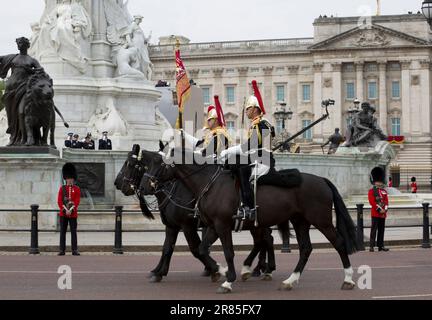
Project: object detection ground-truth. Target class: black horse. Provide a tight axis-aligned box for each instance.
[115,145,276,283]
[139,148,360,294]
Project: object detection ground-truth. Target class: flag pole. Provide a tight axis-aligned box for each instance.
[175,38,185,161]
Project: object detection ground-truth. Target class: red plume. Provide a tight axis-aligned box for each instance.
[252,80,266,115]
[214,95,226,127]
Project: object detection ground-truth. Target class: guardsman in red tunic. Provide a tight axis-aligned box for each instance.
[57,163,81,256]
[411,177,418,194]
[368,167,390,252]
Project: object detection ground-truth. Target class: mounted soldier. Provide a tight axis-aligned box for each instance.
[221,80,276,221]
[183,95,231,160]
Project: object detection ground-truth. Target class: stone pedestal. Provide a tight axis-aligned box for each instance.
[276,142,396,198]
[0,151,65,230]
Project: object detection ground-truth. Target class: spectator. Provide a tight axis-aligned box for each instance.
[82,133,95,150]
[368,167,390,252]
[98,131,113,150]
[411,177,418,194]
[64,133,73,148]
[57,163,81,256]
[71,134,82,149]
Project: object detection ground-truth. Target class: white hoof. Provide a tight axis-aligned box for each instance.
[217,264,228,278]
[341,281,356,290]
[241,265,252,282]
[217,281,233,294]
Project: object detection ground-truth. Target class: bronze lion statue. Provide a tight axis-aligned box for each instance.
[22,70,69,147]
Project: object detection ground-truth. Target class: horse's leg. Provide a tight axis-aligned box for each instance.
[149,226,180,283]
[316,224,356,290]
[280,219,312,291]
[215,226,237,294]
[241,229,263,281]
[262,228,276,281]
[252,248,267,277]
[199,227,226,279]
[183,226,220,283]
[200,226,211,277]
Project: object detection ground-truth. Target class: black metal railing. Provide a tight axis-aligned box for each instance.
[0,204,431,254]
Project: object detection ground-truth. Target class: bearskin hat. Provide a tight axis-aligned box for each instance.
[62,163,77,181]
[370,167,386,184]
[411,177,417,182]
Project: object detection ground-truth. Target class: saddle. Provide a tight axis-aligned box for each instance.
[257,169,302,189]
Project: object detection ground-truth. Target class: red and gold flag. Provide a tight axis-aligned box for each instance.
[175,44,191,129]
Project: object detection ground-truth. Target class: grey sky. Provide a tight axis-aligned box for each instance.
[0,0,422,54]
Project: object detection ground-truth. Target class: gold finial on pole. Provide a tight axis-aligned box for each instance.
[376,0,381,16]
[175,38,181,50]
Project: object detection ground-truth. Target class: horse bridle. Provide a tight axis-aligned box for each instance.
[144,161,223,218]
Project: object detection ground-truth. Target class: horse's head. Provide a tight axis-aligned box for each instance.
[139,145,176,196]
[115,144,145,196]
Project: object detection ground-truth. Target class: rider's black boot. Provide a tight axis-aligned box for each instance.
[233,166,255,222]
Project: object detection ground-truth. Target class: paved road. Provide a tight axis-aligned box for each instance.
[0,248,431,300]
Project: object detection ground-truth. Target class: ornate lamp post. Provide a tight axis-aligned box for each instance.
[274,103,293,131]
[273,103,294,153]
[422,0,432,30]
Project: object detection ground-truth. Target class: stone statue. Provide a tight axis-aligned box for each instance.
[321,128,344,154]
[0,37,69,147]
[344,102,387,147]
[104,0,153,79]
[87,98,128,137]
[272,129,300,153]
[31,0,92,73]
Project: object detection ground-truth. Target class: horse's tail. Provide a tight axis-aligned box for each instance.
[138,195,155,220]
[324,179,360,255]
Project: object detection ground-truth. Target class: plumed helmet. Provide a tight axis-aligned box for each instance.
[246,95,260,110]
[246,80,266,114]
[370,167,386,184]
[207,105,218,121]
[62,163,77,181]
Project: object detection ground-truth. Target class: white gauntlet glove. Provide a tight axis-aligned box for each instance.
[220,145,242,159]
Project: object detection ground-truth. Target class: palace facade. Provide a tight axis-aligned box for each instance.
[149,13,432,187]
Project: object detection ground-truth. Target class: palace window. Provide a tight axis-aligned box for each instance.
[227,121,236,137]
[368,82,377,99]
[392,81,401,99]
[391,118,401,136]
[366,63,378,72]
[202,87,211,105]
[226,86,236,104]
[346,82,355,100]
[302,84,311,102]
[343,63,355,73]
[302,120,312,140]
[276,85,286,102]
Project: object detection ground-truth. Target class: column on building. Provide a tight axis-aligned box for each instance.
[237,67,249,135]
[212,68,224,101]
[330,62,343,135]
[378,60,388,134]
[263,66,274,109]
[401,60,412,138]
[312,63,324,141]
[419,60,431,142]
[287,65,300,134]
[355,61,364,102]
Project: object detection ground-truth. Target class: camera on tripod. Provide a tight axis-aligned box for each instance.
[322,99,335,107]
